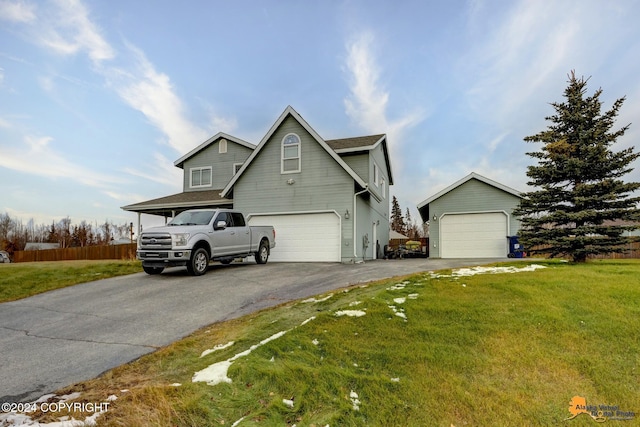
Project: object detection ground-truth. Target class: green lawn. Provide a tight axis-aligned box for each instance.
[11,259,640,426]
[0,260,142,302]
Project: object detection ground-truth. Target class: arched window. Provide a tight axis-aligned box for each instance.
[281,133,301,173]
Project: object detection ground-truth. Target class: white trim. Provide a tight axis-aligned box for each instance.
[189,166,212,188]
[174,132,255,167]
[281,132,301,174]
[221,106,368,198]
[381,177,386,199]
[331,135,386,154]
[417,172,522,209]
[373,162,380,187]
[247,209,341,219]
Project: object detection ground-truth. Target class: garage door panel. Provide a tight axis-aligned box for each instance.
[248,213,340,262]
[441,213,507,258]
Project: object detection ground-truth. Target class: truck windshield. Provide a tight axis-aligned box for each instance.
[169,211,215,226]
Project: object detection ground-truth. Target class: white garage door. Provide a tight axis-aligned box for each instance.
[248,212,341,262]
[441,212,507,258]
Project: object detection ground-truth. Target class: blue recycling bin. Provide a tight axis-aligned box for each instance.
[507,236,524,258]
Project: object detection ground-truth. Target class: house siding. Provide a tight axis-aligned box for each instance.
[182,140,253,192]
[232,116,357,261]
[428,179,521,258]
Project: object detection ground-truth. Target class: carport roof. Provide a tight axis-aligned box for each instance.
[121,189,232,217]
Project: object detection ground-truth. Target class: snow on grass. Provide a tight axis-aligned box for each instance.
[301,293,333,303]
[200,341,235,358]
[334,310,366,317]
[431,264,547,278]
[193,317,317,386]
[282,398,294,408]
[350,390,361,411]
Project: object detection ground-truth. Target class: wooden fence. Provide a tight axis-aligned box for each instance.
[12,243,137,263]
[529,241,640,260]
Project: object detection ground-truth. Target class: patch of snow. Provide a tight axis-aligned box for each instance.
[302,293,333,303]
[300,316,316,326]
[408,293,419,299]
[393,297,406,304]
[335,310,366,317]
[390,377,400,382]
[312,339,319,345]
[433,264,547,278]
[388,305,407,320]
[169,383,181,387]
[193,319,318,387]
[349,301,362,306]
[282,399,294,408]
[192,360,234,386]
[231,416,246,427]
[200,341,235,358]
[350,390,361,411]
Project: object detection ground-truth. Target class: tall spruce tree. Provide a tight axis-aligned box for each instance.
[514,71,640,262]
[390,196,406,235]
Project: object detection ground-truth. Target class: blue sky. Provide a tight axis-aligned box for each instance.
[1,0,639,231]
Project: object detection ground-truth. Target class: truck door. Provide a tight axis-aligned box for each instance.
[230,212,251,253]
[211,212,236,257]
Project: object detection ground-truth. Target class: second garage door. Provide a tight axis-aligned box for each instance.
[248,212,341,262]
[440,212,507,258]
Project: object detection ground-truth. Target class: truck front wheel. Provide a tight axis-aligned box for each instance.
[188,247,209,276]
[255,240,269,264]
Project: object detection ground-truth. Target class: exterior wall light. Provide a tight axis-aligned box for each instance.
[345,209,350,219]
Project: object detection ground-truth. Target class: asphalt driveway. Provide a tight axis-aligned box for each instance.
[0,258,510,403]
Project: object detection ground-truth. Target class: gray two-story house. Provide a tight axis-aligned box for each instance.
[122,106,393,263]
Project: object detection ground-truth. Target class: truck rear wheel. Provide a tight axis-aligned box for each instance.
[255,240,269,264]
[188,247,209,276]
[143,265,164,275]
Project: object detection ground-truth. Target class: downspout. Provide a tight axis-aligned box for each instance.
[353,185,369,260]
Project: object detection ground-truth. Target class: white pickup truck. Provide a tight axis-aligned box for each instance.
[137,209,275,276]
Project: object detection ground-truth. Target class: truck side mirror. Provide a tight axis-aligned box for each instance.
[214,220,227,230]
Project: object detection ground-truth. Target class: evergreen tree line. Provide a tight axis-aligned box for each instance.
[390,196,426,240]
[0,213,134,254]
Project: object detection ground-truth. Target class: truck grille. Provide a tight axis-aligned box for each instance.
[139,232,172,249]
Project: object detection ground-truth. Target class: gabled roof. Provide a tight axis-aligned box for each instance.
[326,134,394,185]
[221,106,374,198]
[174,132,255,169]
[417,172,522,210]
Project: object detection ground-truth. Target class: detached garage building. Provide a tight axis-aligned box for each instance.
[417,172,523,258]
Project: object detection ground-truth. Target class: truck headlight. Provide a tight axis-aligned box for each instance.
[173,233,190,247]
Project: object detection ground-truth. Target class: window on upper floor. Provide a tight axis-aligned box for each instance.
[233,163,243,175]
[281,133,301,174]
[219,139,228,153]
[190,167,212,188]
[381,177,386,199]
[373,162,380,187]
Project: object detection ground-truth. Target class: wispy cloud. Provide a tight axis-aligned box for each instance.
[0,0,229,194]
[0,0,36,23]
[0,134,125,188]
[123,152,182,189]
[343,30,425,176]
[107,44,210,156]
